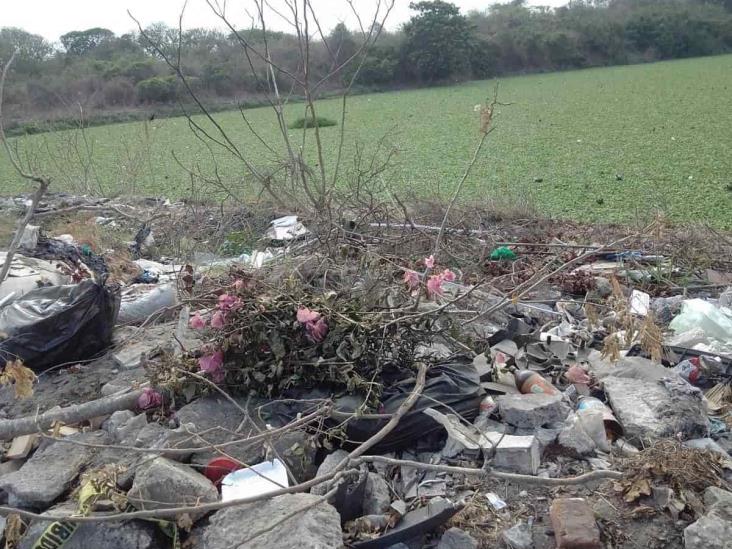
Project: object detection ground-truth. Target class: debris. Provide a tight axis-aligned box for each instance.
[128,457,219,520]
[363,472,392,515]
[549,498,602,549]
[18,225,39,249]
[629,289,650,316]
[602,376,708,442]
[669,298,732,356]
[437,527,478,549]
[5,433,39,460]
[558,413,602,457]
[0,280,120,372]
[0,431,107,508]
[514,370,560,395]
[311,450,350,496]
[264,215,309,241]
[502,522,534,549]
[496,393,570,429]
[117,283,177,325]
[704,486,732,510]
[194,493,343,549]
[683,507,732,549]
[486,492,507,511]
[0,253,72,303]
[221,459,289,502]
[353,497,459,549]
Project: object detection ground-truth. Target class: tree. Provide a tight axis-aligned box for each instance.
[401,1,475,82]
[0,28,53,75]
[60,28,115,56]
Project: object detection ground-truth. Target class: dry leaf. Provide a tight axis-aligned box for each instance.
[176,513,194,532]
[4,513,25,549]
[639,313,663,363]
[0,360,36,399]
[623,477,652,502]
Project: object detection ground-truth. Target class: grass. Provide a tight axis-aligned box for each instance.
[1,55,731,228]
[288,116,337,129]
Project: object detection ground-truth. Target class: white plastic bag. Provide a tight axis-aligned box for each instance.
[669,299,732,343]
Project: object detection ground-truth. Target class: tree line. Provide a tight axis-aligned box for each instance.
[1,0,731,131]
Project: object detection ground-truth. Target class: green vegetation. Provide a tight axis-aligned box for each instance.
[288,116,338,130]
[1,55,731,228]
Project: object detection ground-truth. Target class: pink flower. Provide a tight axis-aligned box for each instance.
[441,269,456,282]
[297,307,320,324]
[403,270,420,290]
[198,351,224,378]
[218,293,242,312]
[189,312,206,330]
[305,317,329,343]
[426,274,445,297]
[137,388,163,410]
[210,310,226,329]
[424,255,435,269]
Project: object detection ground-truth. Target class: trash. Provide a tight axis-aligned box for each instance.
[0,280,120,372]
[549,498,602,549]
[265,215,309,241]
[514,369,560,395]
[486,492,508,511]
[18,225,39,249]
[332,359,482,453]
[0,253,72,303]
[203,457,241,486]
[673,358,704,385]
[220,459,289,502]
[577,396,623,439]
[497,393,570,429]
[353,497,460,549]
[117,283,177,325]
[669,298,732,355]
[489,246,517,261]
[629,289,650,316]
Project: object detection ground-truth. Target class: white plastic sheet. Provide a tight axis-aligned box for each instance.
[220,459,289,502]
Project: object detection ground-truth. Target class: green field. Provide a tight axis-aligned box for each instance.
[2,55,731,227]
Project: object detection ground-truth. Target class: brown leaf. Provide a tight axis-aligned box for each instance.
[624,478,652,502]
[0,360,36,399]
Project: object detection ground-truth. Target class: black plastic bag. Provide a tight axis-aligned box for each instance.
[0,280,120,372]
[335,358,482,453]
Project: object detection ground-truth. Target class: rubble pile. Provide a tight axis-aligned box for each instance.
[0,194,730,548]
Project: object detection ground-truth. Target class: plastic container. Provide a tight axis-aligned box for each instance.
[577,396,623,440]
[514,370,559,395]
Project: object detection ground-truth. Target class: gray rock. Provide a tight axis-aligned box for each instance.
[194,493,343,549]
[272,428,317,482]
[311,450,349,496]
[18,504,164,549]
[128,457,218,520]
[437,527,478,549]
[109,412,148,443]
[704,487,732,511]
[102,410,136,437]
[363,472,391,515]
[593,277,613,298]
[502,522,534,549]
[684,508,732,549]
[497,393,570,429]
[0,431,107,508]
[603,376,708,443]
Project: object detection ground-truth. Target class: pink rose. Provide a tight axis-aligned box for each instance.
[189,312,206,330]
[403,270,420,290]
[424,255,435,269]
[426,274,445,297]
[198,351,224,379]
[210,310,226,329]
[138,388,163,410]
[297,307,320,324]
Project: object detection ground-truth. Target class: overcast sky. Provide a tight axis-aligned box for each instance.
[2,0,567,43]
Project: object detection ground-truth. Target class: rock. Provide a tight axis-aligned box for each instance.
[502,522,533,549]
[18,504,165,549]
[102,410,136,437]
[593,277,613,298]
[684,508,732,549]
[272,428,317,482]
[497,393,570,429]
[0,431,107,508]
[491,434,541,476]
[363,472,391,515]
[602,376,707,443]
[437,527,478,549]
[549,498,601,549]
[704,487,732,511]
[311,450,349,496]
[128,457,218,520]
[109,412,148,443]
[194,493,342,549]
[0,459,23,478]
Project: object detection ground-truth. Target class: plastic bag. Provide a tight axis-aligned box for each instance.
[0,280,120,372]
[117,283,177,325]
[669,299,732,342]
[577,408,611,452]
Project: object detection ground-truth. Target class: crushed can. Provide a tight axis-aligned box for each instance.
[673,358,702,385]
[577,396,623,440]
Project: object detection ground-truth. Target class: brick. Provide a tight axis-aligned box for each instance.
[549,498,601,549]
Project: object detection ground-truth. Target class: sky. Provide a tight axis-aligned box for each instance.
[1,0,567,43]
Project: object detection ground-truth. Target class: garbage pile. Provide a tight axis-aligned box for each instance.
[0,198,730,549]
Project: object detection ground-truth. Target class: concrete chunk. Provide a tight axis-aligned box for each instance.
[497,393,570,429]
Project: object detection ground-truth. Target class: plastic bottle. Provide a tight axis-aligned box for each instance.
[514,370,559,395]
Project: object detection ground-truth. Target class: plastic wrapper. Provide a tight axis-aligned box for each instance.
[0,280,120,372]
